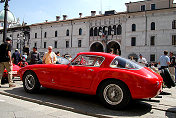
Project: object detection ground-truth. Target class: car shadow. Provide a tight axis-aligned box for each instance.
[166,107,176,118]
[3,86,153,117]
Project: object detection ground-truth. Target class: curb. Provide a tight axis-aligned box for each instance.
[0,91,111,118]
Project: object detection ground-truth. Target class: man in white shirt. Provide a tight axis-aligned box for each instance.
[42,46,57,64]
[138,54,147,65]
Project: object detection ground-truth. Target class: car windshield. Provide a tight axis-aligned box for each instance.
[110,56,143,69]
[56,56,70,65]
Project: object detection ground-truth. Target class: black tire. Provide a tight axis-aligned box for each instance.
[23,71,41,93]
[160,68,175,88]
[1,77,8,85]
[98,80,131,110]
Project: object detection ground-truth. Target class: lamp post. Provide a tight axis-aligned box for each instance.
[0,0,10,42]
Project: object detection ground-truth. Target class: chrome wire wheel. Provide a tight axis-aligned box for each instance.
[24,74,35,90]
[103,84,123,105]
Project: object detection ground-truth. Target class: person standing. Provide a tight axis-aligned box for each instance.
[158,50,170,69]
[42,46,57,64]
[169,52,175,82]
[138,54,147,65]
[28,47,41,64]
[0,37,16,87]
[12,49,21,65]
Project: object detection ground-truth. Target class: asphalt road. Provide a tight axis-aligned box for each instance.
[0,80,176,118]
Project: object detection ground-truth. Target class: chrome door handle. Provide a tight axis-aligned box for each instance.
[88,69,94,71]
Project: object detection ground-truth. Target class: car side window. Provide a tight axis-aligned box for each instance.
[71,55,104,67]
[110,56,142,69]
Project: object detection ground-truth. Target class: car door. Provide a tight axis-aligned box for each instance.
[58,55,104,89]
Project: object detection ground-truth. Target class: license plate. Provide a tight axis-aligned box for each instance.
[12,71,17,75]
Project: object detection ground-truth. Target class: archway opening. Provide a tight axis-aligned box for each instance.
[107,41,121,55]
[90,42,104,52]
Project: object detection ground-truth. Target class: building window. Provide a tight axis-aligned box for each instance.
[113,25,117,35]
[90,28,93,36]
[66,29,69,36]
[54,41,57,48]
[117,25,122,35]
[151,22,155,30]
[151,4,156,10]
[44,32,47,38]
[78,40,81,47]
[131,37,136,46]
[150,54,155,62]
[34,42,37,47]
[79,28,82,35]
[141,5,145,11]
[150,36,155,46]
[132,24,136,31]
[17,43,19,49]
[98,27,103,36]
[17,34,19,38]
[66,41,69,48]
[94,27,98,36]
[172,20,176,29]
[55,31,58,37]
[172,35,176,45]
[108,26,112,35]
[44,42,46,48]
[35,33,37,38]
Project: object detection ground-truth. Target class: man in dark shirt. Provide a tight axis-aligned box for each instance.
[28,47,41,64]
[12,49,21,65]
[0,37,16,87]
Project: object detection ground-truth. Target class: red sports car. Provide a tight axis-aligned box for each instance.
[19,52,163,109]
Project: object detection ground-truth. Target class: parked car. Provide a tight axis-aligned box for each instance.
[1,64,21,84]
[18,52,163,109]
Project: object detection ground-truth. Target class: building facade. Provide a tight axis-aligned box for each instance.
[0,0,176,62]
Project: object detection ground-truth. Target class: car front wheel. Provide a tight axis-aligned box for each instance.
[23,71,40,93]
[98,80,131,109]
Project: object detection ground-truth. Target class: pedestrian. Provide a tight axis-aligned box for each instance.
[56,51,62,64]
[12,49,21,65]
[169,52,175,82]
[109,48,114,54]
[42,46,57,64]
[28,47,41,64]
[22,52,28,60]
[129,56,136,62]
[138,54,147,65]
[0,37,16,87]
[158,50,170,69]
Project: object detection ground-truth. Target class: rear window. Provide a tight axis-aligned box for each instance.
[110,56,142,69]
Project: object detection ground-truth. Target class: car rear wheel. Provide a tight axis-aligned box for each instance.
[98,80,131,109]
[23,71,40,93]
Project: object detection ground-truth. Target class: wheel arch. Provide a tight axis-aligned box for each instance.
[22,70,39,82]
[96,78,131,97]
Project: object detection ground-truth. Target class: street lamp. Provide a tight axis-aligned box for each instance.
[0,0,10,42]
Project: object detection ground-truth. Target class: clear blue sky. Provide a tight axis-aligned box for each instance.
[0,0,175,25]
